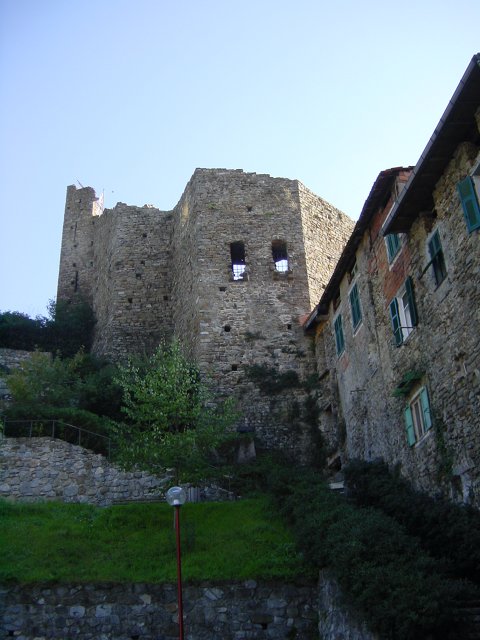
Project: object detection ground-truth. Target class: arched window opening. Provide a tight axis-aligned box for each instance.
[272,240,289,272]
[230,241,246,280]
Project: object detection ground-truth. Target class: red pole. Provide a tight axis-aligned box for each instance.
[175,505,185,640]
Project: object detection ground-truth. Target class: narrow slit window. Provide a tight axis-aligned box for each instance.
[230,241,246,280]
[272,240,289,272]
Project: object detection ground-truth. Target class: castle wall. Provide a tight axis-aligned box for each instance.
[298,183,353,308]
[92,203,174,358]
[167,169,352,458]
[57,170,352,459]
[57,185,99,304]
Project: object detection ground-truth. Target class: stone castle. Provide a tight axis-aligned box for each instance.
[57,54,480,505]
[57,169,353,458]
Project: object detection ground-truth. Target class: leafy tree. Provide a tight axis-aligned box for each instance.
[6,350,84,409]
[0,311,46,350]
[0,298,95,357]
[113,340,238,483]
[44,298,95,357]
[4,350,122,423]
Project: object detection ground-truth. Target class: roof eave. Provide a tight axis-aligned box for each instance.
[383,53,480,235]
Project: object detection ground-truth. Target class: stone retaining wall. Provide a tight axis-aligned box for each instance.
[0,437,167,506]
[0,575,377,640]
[0,580,318,640]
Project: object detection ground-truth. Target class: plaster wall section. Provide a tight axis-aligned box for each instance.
[314,172,437,481]
[317,232,395,465]
[57,185,98,304]
[92,203,173,359]
[298,183,354,308]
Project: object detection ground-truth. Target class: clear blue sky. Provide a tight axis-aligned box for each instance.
[1,0,478,317]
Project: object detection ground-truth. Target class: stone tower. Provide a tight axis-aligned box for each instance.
[57,185,99,305]
[57,169,353,457]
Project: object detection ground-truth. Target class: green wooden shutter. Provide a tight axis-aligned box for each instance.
[386,234,401,262]
[389,298,403,346]
[405,405,416,446]
[419,387,432,430]
[349,284,362,329]
[404,277,418,327]
[428,230,441,258]
[334,315,345,355]
[458,177,480,232]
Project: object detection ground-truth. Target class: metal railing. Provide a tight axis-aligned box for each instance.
[1,419,111,458]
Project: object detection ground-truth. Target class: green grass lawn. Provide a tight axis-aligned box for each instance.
[0,497,309,583]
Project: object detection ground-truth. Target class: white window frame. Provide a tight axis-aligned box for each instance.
[389,277,418,346]
[398,285,414,342]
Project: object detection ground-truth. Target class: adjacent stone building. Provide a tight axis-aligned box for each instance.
[306,54,480,506]
[57,170,354,458]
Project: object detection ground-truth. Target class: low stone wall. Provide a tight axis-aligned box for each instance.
[0,580,318,640]
[318,572,377,640]
[0,437,167,506]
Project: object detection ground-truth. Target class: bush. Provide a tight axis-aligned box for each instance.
[0,311,46,351]
[265,463,475,640]
[0,299,95,357]
[344,460,480,586]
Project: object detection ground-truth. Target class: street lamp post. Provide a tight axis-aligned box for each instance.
[166,486,187,640]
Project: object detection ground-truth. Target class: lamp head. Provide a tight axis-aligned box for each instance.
[166,486,187,507]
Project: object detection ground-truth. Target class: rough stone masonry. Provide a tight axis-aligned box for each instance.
[57,169,353,460]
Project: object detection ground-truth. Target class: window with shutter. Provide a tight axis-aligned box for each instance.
[389,277,418,345]
[419,387,432,431]
[334,314,345,356]
[349,283,362,331]
[404,277,418,327]
[389,298,403,346]
[457,176,480,232]
[428,230,447,286]
[405,386,433,444]
[405,405,416,446]
[385,233,401,263]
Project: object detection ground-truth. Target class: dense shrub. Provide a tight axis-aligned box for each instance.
[344,459,480,585]
[264,463,475,640]
[0,312,46,351]
[0,299,95,357]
